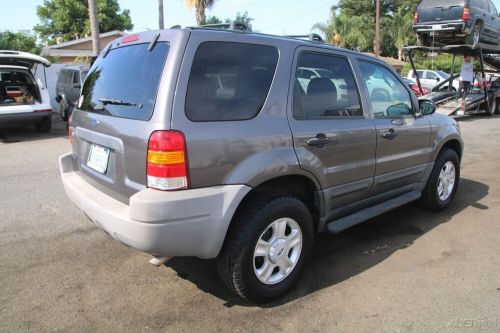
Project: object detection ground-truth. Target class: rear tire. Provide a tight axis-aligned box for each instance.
[217,196,314,302]
[59,101,69,122]
[488,99,496,116]
[466,23,482,46]
[35,117,52,133]
[420,149,460,211]
[416,34,429,47]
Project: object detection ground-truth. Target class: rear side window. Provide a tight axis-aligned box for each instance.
[80,42,169,121]
[185,42,278,122]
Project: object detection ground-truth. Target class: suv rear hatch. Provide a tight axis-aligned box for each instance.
[417,0,467,23]
[70,30,189,203]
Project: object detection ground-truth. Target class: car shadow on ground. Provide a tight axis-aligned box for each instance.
[164,177,489,308]
[0,114,67,144]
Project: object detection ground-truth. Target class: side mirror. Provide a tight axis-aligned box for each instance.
[419,99,436,115]
[435,77,440,81]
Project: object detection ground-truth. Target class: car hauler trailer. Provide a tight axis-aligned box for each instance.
[404,43,500,117]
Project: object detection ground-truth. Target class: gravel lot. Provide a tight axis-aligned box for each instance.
[1,115,499,332]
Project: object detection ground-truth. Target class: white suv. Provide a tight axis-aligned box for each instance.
[0,51,53,132]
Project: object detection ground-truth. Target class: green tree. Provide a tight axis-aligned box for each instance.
[313,0,420,56]
[34,0,133,43]
[0,30,42,54]
[228,11,254,31]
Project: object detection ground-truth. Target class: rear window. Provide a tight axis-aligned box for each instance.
[185,42,279,122]
[80,42,169,121]
[418,0,465,9]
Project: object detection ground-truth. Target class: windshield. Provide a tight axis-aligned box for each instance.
[80,42,169,120]
[438,71,450,79]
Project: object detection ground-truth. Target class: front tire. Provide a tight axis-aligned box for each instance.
[420,149,460,211]
[217,196,314,302]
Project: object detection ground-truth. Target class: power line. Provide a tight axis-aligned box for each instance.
[262,2,333,30]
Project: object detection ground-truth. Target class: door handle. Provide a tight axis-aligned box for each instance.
[306,133,332,148]
[381,128,398,140]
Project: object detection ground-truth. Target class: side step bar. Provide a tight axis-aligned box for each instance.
[326,191,421,234]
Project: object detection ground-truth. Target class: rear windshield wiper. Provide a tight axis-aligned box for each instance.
[97,97,143,108]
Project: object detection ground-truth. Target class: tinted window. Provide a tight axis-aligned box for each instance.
[489,1,497,15]
[437,71,450,79]
[293,53,363,119]
[72,71,80,84]
[80,42,169,121]
[470,0,484,8]
[359,61,412,118]
[419,0,465,9]
[185,42,278,122]
[425,71,438,80]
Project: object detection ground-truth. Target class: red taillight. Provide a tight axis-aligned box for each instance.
[68,114,73,144]
[122,34,139,43]
[413,12,419,24]
[462,7,470,20]
[147,131,189,191]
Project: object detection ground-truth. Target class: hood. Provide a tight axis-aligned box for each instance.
[0,50,51,69]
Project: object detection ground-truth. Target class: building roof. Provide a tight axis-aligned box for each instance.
[41,30,126,57]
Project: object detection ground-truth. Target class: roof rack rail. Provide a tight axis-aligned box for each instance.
[285,33,324,43]
[200,21,250,31]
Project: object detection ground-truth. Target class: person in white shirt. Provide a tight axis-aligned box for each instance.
[457,55,474,101]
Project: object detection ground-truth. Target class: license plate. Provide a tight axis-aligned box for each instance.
[87,144,110,174]
[431,25,442,30]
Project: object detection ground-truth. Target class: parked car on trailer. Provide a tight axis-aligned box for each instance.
[413,0,500,47]
[0,51,52,132]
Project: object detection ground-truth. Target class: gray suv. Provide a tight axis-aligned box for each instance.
[55,65,89,121]
[59,27,463,302]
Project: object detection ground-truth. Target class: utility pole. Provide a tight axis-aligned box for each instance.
[374,0,380,57]
[158,0,165,29]
[88,0,100,56]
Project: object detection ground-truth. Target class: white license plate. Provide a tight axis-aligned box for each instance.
[87,144,110,174]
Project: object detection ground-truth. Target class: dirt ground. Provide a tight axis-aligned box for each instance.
[1,115,499,332]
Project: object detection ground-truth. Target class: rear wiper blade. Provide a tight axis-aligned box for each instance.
[97,97,143,108]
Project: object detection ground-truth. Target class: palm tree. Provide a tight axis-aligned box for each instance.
[88,0,100,55]
[185,0,216,25]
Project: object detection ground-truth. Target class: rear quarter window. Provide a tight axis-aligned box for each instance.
[185,41,279,122]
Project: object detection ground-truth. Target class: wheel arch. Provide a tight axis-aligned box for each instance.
[218,174,323,257]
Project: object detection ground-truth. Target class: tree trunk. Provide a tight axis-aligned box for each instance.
[195,4,205,25]
[374,0,380,57]
[88,0,100,56]
[158,0,164,29]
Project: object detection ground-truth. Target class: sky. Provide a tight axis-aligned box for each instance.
[1,0,500,37]
[0,0,334,36]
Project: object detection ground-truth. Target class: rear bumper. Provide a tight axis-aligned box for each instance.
[59,152,251,259]
[413,21,466,34]
[0,111,52,126]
